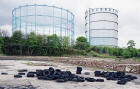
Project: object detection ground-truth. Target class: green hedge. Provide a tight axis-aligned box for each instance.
[2,44,85,56]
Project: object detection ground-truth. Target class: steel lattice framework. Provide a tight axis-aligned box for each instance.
[12,4,75,44]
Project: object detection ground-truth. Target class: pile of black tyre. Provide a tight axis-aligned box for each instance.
[14,67,138,85]
[36,67,85,82]
[14,67,104,83]
[32,67,104,83]
[94,71,137,85]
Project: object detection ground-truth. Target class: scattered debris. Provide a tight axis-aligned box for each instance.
[27,72,35,77]
[26,62,54,66]
[84,72,90,75]
[85,77,96,82]
[0,86,5,89]
[1,72,8,75]
[18,72,26,75]
[113,64,140,74]
[18,69,28,72]
[96,79,104,82]
[0,85,36,89]
[14,75,22,78]
[76,67,82,74]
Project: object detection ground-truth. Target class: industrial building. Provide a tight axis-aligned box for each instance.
[12,4,75,44]
[85,8,118,47]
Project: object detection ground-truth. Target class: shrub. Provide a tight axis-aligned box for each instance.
[47,34,61,49]
[133,57,140,62]
[128,48,137,57]
[88,51,101,57]
[122,49,131,58]
[97,47,104,53]
[136,50,140,57]
[0,37,4,53]
[1,30,140,58]
[11,30,24,45]
[102,46,109,53]
[112,48,120,56]
[108,47,114,55]
[118,48,123,56]
[74,36,89,50]
[88,46,98,52]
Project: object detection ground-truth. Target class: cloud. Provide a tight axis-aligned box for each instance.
[0,0,140,48]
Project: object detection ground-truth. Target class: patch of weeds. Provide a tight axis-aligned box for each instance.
[133,57,140,62]
[26,62,54,66]
[87,51,101,57]
[87,51,116,59]
[99,54,116,59]
[26,61,34,66]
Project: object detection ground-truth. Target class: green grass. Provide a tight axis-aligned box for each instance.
[87,51,116,59]
[133,57,140,62]
[99,54,116,59]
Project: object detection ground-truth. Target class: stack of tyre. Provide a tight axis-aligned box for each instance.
[94,71,137,85]
[35,67,104,82]
[13,67,137,85]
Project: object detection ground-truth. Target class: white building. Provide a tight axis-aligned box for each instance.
[85,8,118,47]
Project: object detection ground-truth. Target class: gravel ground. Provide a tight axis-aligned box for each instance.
[0,60,140,89]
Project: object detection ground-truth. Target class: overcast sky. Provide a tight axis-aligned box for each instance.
[0,0,140,48]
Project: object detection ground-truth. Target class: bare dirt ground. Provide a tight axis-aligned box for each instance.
[0,56,140,89]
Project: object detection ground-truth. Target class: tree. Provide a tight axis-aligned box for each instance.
[127,40,136,48]
[10,31,25,55]
[61,36,70,48]
[0,37,4,53]
[27,32,39,46]
[74,36,89,50]
[47,34,61,55]
[11,31,24,45]
[127,40,137,57]
[26,32,39,55]
[122,49,131,58]
[47,34,61,49]
[36,35,46,46]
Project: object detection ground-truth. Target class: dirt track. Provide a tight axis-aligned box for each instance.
[0,56,140,89]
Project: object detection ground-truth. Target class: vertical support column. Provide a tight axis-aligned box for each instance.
[20,7,21,32]
[40,5,44,35]
[67,10,68,37]
[68,11,70,44]
[71,14,72,45]
[35,4,37,35]
[85,11,88,41]
[89,8,91,45]
[15,9,17,32]
[60,8,62,38]
[12,10,14,34]
[68,12,70,44]
[53,7,55,34]
[64,11,66,37]
[71,14,74,45]
[25,5,28,36]
[72,14,75,45]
